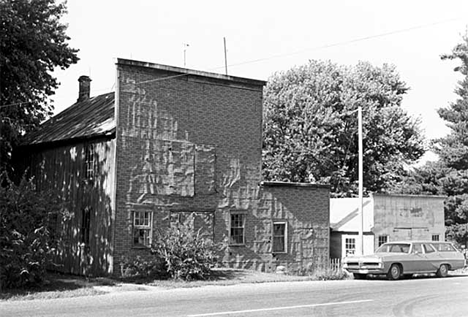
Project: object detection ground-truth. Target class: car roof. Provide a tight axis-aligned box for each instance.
[383,241,452,244]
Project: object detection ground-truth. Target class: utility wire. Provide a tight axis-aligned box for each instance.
[0,16,462,104]
[209,17,464,70]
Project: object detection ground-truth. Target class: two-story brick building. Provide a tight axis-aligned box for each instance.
[19,59,330,276]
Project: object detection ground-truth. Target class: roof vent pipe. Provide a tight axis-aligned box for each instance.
[77,75,92,102]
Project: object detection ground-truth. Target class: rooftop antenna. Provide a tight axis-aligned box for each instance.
[183,43,189,67]
[223,37,228,75]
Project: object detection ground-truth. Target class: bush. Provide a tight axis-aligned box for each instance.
[119,255,165,279]
[0,173,64,289]
[151,214,219,281]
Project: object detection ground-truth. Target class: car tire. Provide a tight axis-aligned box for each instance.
[353,273,367,280]
[387,264,402,280]
[436,264,449,278]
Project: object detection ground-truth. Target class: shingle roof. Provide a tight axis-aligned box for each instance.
[24,92,115,145]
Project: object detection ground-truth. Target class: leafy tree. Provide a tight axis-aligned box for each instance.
[429,31,468,225]
[0,173,64,290]
[263,60,425,196]
[0,0,79,171]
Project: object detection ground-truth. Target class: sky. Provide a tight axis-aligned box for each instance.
[53,0,468,161]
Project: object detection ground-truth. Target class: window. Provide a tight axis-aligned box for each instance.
[432,234,440,241]
[432,242,456,252]
[230,213,245,245]
[81,207,91,245]
[423,243,435,253]
[412,243,423,254]
[84,144,96,179]
[345,237,356,256]
[378,235,388,247]
[133,211,153,247]
[273,222,287,253]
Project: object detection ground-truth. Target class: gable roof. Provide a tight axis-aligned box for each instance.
[330,197,374,232]
[24,92,115,146]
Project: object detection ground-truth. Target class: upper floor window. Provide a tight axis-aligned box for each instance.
[273,222,287,253]
[84,144,96,179]
[230,212,245,245]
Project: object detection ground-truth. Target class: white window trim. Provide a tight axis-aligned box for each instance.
[133,211,153,248]
[229,212,246,246]
[272,221,288,254]
[343,234,356,257]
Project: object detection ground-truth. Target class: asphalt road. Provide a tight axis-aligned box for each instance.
[1,274,468,317]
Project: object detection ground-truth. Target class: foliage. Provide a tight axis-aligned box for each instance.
[151,214,219,281]
[389,31,468,228]
[446,223,468,247]
[0,0,79,170]
[262,60,424,196]
[0,173,64,290]
[119,255,165,279]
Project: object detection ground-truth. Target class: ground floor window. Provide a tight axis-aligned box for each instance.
[432,234,440,241]
[345,237,356,256]
[378,235,388,247]
[272,222,287,253]
[133,211,153,247]
[230,212,246,245]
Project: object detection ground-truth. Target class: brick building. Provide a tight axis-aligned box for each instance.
[330,193,446,259]
[19,59,330,276]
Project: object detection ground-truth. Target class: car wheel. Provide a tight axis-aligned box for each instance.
[353,273,367,280]
[436,264,449,278]
[387,264,402,280]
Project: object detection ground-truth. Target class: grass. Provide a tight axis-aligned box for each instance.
[0,267,350,301]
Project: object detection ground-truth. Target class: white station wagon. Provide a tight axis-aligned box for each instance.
[343,241,466,280]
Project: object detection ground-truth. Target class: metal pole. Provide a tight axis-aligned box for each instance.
[223,37,228,75]
[358,105,364,255]
[183,43,189,67]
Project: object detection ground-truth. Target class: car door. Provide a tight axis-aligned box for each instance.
[422,243,440,272]
[405,243,426,273]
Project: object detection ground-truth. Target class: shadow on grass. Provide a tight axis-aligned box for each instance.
[0,272,110,301]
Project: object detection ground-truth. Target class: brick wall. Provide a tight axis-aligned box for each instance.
[222,182,330,273]
[112,59,330,275]
[113,59,265,271]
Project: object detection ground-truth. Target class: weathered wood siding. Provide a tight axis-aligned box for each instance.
[21,137,116,276]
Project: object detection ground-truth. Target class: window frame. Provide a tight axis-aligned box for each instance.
[84,143,96,180]
[229,212,246,246]
[272,221,288,254]
[432,234,440,242]
[344,236,356,256]
[378,235,388,247]
[133,211,153,248]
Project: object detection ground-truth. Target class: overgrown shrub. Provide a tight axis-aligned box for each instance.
[119,255,165,279]
[0,173,64,289]
[151,215,220,281]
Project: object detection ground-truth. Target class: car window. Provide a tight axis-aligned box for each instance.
[423,243,435,253]
[412,243,423,254]
[432,243,456,252]
[376,243,410,253]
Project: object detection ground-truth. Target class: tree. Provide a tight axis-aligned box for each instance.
[0,0,79,171]
[0,173,65,289]
[262,60,425,196]
[430,31,468,225]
